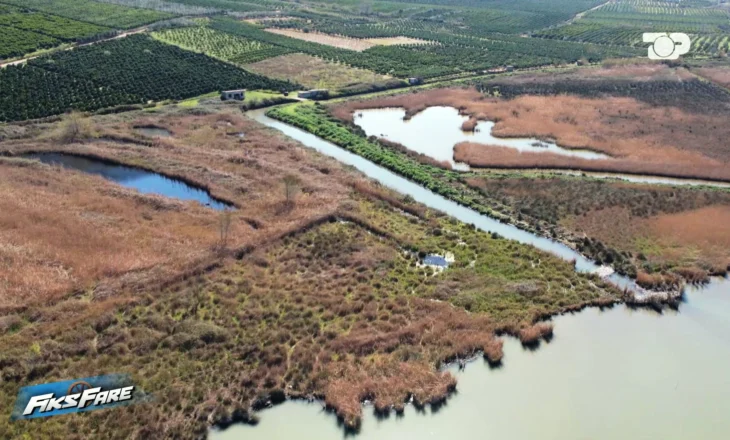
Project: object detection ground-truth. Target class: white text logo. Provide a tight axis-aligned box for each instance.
[643,33,691,60]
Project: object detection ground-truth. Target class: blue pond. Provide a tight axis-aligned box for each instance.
[423,254,449,267]
[26,153,230,210]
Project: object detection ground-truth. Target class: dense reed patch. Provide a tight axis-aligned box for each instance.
[332,83,730,181]
[466,175,730,282]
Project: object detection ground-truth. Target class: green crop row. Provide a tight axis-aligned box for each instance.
[0,6,112,59]
[534,23,644,47]
[211,18,638,80]
[0,8,109,40]
[584,0,730,33]
[0,25,59,59]
[0,34,297,122]
[152,26,292,65]
[0,0,173,29]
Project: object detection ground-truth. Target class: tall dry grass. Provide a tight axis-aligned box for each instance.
[0,106,358,308]
[331,84,730,182]
[518,322,553,346]
[567,204,730,280]
[695,67,730,89]
[453,143,730,181]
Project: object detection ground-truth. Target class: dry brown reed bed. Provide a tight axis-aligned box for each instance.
[1,105,532,436]
[452,143,730,182]
[0,158,228,308]
[511,62,694,83]
[566,204,730,281]
[695,66,730,90]
[331,83,730,181]
[0,107,356,308]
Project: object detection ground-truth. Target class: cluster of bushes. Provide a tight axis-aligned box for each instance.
[0,194,622,437]
[473,177,730,225]
[331,79,408,99]
[240,96,297,111]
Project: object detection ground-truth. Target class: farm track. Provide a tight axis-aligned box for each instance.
[0,15,197,69]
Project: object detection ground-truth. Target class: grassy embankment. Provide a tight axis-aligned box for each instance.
[0,104,621,438]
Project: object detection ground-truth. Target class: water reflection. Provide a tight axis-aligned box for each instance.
[353,107,609,170]
[26,153,229,210]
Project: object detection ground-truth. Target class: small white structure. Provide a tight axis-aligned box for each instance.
[221,89,246,101]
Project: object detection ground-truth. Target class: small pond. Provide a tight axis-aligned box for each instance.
[135,126,172,138]
[26,153,230,210]
[423,254,449,267]
[353,107,609,170]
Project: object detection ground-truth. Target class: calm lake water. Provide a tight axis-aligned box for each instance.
[27,153,229,210]
[213,278,730,440]
[241,109,730,439]
[353,107,609,170]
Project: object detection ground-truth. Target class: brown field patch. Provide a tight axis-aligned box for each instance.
[246,53,390,90]
[695,66,730,89]
[566,205,730,274]
[364,36,432,46]
[331,86,730,181]
[0,158,240,307]
[647,205,730,272]
[243,16,296,25]
[465,174,730,283]
[264,28,376,51]
[263,29,430,52]
[472,62,695,84]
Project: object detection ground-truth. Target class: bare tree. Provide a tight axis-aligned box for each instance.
[283,174,301,207]
[56,111,95,144]
[218,208,233,252]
